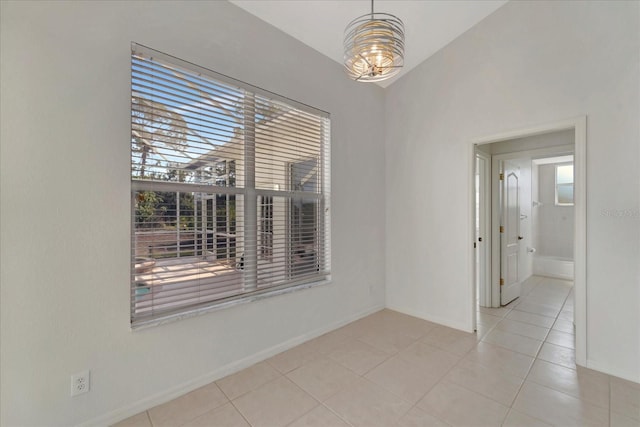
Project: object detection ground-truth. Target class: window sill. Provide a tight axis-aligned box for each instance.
[131,276,332,331]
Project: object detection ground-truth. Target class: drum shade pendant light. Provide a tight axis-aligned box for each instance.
[344,0,405,82]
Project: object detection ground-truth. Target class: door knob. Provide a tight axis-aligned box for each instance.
[518,236,524,240]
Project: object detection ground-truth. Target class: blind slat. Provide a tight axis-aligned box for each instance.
[131,44,330,326]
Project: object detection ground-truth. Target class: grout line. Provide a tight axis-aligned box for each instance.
[504,277,585,424]
[318,401,356,427]
[501,279,554,422]
[490,317,552,342]
[228,398,255,427]
[147,276,591,427]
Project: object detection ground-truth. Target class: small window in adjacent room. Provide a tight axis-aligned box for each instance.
[130,43,331,328]
[555,164,574,206]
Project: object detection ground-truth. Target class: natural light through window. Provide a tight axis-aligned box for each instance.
[555,164,574,206]
[130,44,331,328]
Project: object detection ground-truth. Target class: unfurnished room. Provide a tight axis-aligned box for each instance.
[1,1,639,426]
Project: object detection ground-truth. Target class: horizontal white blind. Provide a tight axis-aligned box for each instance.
[131,44,330,326]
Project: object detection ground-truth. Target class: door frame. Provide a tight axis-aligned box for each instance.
[469,116,587,367]
[475,150,492,308]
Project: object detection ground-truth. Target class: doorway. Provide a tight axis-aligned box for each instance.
[470,117,587,366]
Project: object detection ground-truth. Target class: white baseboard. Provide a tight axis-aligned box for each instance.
[385,304,472,333]
[79,304,384,427]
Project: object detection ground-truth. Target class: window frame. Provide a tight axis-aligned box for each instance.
[130,43,331,329]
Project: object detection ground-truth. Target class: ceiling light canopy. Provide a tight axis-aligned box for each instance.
[343,0,405,82]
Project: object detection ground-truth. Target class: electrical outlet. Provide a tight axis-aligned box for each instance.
[71,370,90,397]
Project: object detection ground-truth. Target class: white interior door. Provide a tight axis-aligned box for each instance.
[501,160,522,305]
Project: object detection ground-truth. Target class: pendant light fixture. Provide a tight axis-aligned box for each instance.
[343,0,405,82]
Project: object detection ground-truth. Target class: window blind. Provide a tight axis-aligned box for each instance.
[131,44,331,327]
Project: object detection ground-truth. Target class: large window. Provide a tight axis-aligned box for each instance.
[131,44,331,327]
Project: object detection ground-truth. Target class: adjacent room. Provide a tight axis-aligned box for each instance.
[1,1,638,426]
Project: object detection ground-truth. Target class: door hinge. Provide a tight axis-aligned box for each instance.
[500,278,504,286]
[499,173,504,180]
[499,226,504,233]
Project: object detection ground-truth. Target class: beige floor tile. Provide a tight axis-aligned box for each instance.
[533,281,570,293]
[474,324,493,341]
[323,378,412,427]
[543,277,573,288]
[287,405,350,427]
[268,342,322,374]
[545,329,575,349]
[512,301,560,318]
[521,276,545,294]
[552,318,575,334]
[478,306,512,318]
[537,342,575,369]
[502,409,552,427]
[417,380,509,427]
[365,355,442,404]
[375,310,438,339]
[334,315,381,338]
[512,381,608,427]
[325,338,390,375]
[148,382,229,427]
[216,361,281,400]
[287,357,360,401]
[421,325,478,356]
[111,411,151,427]
[444,358,524,406]
[395,406,450,427]
[527,359,609,408]
[305,329,352,355]
[520,295,565,310]
[494,318,550,341]
[397,341,460,378]
[528,285,570,299]
[232,376,318,427]
[611,411,640,427]
[181,402,250,427]
[463,342,534,378]
[358,327,418,355]
[611,376,640,421]
[476,312,503,328]
[481,329,543,357]
[506,310,555,328]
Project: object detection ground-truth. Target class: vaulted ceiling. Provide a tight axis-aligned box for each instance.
[230,0,508,87]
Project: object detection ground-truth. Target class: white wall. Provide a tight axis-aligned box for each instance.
[536,163,575,259]
[0,2,386,425]
[385,0,640,382]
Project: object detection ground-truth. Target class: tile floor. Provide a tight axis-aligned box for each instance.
[115,276,640,427]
